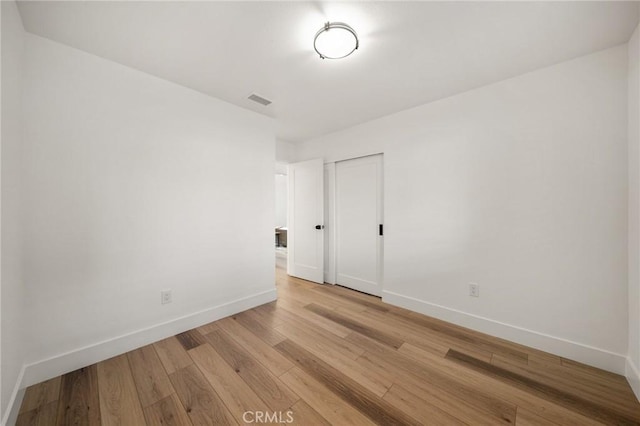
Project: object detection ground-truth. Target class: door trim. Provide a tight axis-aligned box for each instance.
[324,162,337,284]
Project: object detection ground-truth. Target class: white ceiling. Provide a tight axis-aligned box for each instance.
[17,1,640,143]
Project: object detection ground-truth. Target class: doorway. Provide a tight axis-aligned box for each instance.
[275,168,288,271]
[287,155,383,296]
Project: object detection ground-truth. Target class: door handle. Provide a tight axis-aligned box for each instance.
[379,224,383,236]
[315,225,324,230]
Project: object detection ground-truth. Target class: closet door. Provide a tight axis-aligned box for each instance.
[336,154,383,295]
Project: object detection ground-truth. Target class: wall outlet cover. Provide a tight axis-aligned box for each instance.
[469,283,479,297]
[161,290,172,304]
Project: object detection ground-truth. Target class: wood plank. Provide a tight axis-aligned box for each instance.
[249,304,286,328]
[275,339,420,425]
[55,365,101,426]
[196,321,220,336]
[492,353,640,417]
[382,384,465,425]
[527,353,634,395]
[279,368,374,426]
[527,352,561,366]
[387,309,529,363]
[288,400,331,426]
[127,344,174,407]
[515,407,560,426]
[304,303,404,349]
[19,376,61,414]
[313,285,389,312]
[204,330,299,411]
[176,329,206,351]
[274,311,366,360]
[397,342,603,426]
[339,308,451,357]
[275,321,392,397]
[16,401,58,426]
[348,334,516,424]
[143,393,192,426]
[278,274,318,290]
[354,342,507,426]
[561,357,631,386]
[216,316,294,377]
[353,351,398,386]
[320,284,388,309]
[303,284,372,312]
[153,336,193,374]
[188,343,271,424]
[267,295,353,338]
[445,349,640,425]
[293,286,369,313]
[96,354,146,426]
[395,374,509,426]
[353,308,491,361]
[232,310,287,346]
[169,364,237,425]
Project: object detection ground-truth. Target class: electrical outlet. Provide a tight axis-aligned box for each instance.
[161,289,172,304]
[469,283,479,297]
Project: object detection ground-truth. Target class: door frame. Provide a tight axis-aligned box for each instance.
[324,162,337,284]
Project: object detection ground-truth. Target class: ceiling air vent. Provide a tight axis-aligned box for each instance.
[247,93,272,106]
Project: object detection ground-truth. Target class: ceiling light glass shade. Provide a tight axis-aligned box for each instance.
[314,22,359,59]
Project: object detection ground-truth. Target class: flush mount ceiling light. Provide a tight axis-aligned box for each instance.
[314,21,359,59]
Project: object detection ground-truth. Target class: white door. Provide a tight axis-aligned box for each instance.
[288,159,324,283]
[336,154,383,296]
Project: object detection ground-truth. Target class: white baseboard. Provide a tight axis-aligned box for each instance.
[2,366,26,426]
[627,357,640,401]
[5,288,276,423]
[382,290,627,375]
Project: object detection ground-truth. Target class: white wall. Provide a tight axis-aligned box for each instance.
[276,140,296,175]
[1,1,26,422]
[19,34,276,388]
[628,19,640,399]
[276,139,296,164]
[275,174,287,228]
[297,45,629,373]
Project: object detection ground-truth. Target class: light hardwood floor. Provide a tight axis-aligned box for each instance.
[17,262,640,425]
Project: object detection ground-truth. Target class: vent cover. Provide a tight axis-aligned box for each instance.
[248,93,272,106]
